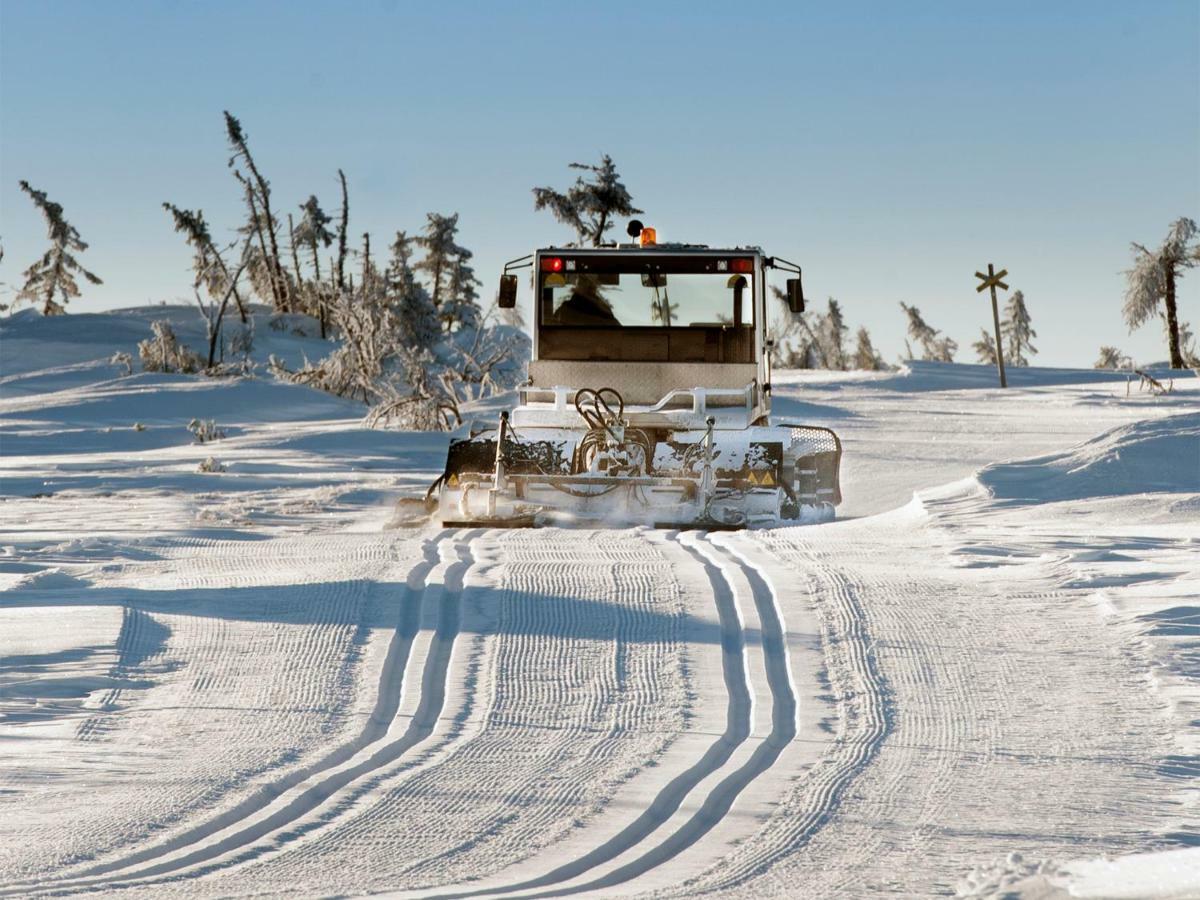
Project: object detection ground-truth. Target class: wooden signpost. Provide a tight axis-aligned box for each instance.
[975,263,1009,388]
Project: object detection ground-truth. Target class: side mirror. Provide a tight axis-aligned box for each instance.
[498,274,518,309]
[786,276,805,314]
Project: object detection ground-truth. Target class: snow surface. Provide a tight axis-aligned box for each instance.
[1,308,1197,898]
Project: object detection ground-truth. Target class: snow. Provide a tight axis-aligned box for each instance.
[1060,846,1200,898]
[1,307,1198,897]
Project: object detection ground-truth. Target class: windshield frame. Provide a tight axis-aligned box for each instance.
[533,250,762,365]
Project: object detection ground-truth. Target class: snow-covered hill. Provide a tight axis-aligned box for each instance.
[1,308,1197,898]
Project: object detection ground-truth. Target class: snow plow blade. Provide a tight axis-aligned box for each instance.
[433,411,841,529]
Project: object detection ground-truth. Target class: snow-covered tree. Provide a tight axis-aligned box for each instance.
[533,155,642,247]
[768,285,820,368]
[1000,289,1036,366]
[414,212,480,332]
[294,195,335,275]
[766,290,883,371]
[1178,321,1200,368]
[138,320,202,373]
[15,181,101,315]
[274,270,524,430]
[972,328,998,365]
[414,212,457,309]
[819,298,849,370]
[387,230,440,350]
[293,194,335,336]
[333,169,350,298]
[225,111,291,311]
[852,326,887,370]
[235,177,281,310]
[1094,346,1127,370]
[1124,217,1199,369]
[163,203,248,323]
[443,244,481,332]
[934,335,958,362]
[163,203,250,368]
[359,232,381,295]
[900,302,935,357]
[900,302,957,362]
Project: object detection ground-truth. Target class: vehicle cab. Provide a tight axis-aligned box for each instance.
[498,226,805,433]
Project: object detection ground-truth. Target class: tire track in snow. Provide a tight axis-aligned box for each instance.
[436,530,796,900]
[252,530,688,897]
[4,529,473,896]
[798,556,980,897]
[676,532,892,894]
[543,534,796,897]
[1,533,388,887]
[696,496,1175,896]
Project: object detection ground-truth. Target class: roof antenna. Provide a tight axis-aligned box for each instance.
[626,220,644,239]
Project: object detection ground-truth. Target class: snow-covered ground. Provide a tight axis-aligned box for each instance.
[1,308,1197,898]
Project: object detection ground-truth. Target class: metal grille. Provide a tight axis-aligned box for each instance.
[783,424,843,507]
[788,425,841,456]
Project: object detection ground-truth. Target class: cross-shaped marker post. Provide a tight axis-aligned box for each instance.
[975,263,1010,387]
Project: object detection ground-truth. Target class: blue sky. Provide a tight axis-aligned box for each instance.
[2,0,1197,366]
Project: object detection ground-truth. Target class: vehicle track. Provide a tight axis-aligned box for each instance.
[424,530,799,900]
[2,529,474,897]
[0,532,394,888]
[232,529,691,898]
[689,496,1177,897]
[673,530,892,895]
[202,531,512,887]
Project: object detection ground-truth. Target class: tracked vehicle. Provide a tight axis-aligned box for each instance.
[434,222,841,528]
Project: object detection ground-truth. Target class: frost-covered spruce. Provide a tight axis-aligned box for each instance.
[1002,289,1037,366]
[853,326,887,371]
[224,110,290,312]
[415,212,481,333]
[162,203,248,323]
[14,181,102,315]
[973,328,998,365]
[768,285,819,368]
[900,302,957,362]
[1124,217,1199,369]
[443,240,481,333]
[533,154,642,247]
[387,231,440,350]
[820,298,850,370]
[293,195,336,336]
[294,195,335,280]
[1094,345,1128,370]
[1177,320,1200,367]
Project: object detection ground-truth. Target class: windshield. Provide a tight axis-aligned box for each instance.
[537,255,757,364]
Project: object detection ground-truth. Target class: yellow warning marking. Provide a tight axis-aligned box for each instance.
[447,473,459,487]
[760,470,775,486]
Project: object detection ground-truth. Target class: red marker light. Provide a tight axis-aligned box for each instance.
[730,258,754,273]
[540,257,564,272]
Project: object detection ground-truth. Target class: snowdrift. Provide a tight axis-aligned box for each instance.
[978,411,1200,503]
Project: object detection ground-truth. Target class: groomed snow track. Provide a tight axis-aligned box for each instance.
[3,505,1191,898]
[1,527,851,899]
